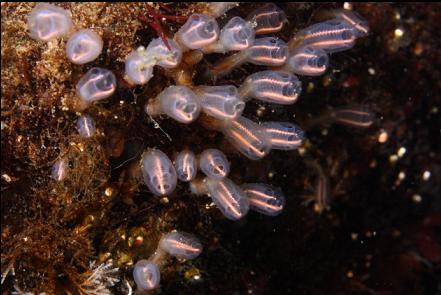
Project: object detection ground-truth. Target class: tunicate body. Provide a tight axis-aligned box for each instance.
[174,150,197,182]
[158,231,203,260]
[331,105,375,128]
[66,29,103,64]
[286,45,329,76]
[51,157,68,181]
[76,114,96,138]
[196,85,245,120]
[146,38,183,69]
[141,149,177,196]
[125,48,154,85]
[242,183,285,216]
[246,3,287,35]
[239,70,302,105]
[219,16,255,51]
[76,67,116,102]
[133,260,160,291]
[245,37,288,66]
[332,9,369,37]
[261,121,304,150]
[175,14,219,50]
[199,149,230,180]
[295,19,357,53]
[220,116,272,160]
[27,3,72,42]
[205,177,250,220]
[157,86,201,124]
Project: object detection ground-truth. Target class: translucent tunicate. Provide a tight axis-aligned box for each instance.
[157,86,201,124]
[331,105,375,128]
[196,85,245,120]
[246,3,287,35]
[286,45,329,76]
[220,116,272,160]
[51,157,68,181]
[27,3,72,42]
[76,114,96,138]
[205,177,250,220]
[76,67,117,102]
[219,17,255,51]
[174,150,197,182]
[295,19,357,53]
[158,231,203,260]
[125,47,154,85]
[66,29,103,65]
[133,260,160,291]
[241,183,285,216]
[261,121,304,150]
[146,38,183,69]
[239,70,302,105]
[331,9,370,37]
[245,37,288,66]
[199,149,230,180]
[141,149,177,196]
[175,14,220,50]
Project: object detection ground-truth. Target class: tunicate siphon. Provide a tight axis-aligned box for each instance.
[76,114,96,138]
[174,150,197,182]
[133,260,160,291]
[158,231,203,260]
[262,121,304,150]
[199,149,230,180]
[220,116,272,160]
[239,70,302,105]
[141,149,177,196]
[195,85,245,120]
[148,86,201,124]
[285,45,329,76]
[246,3,287,35]
[218,16,255,52]
[27,3,72,42]
[242,183,285,216]
[76,67,116,102]
[175,14,219,50]
[66,29,103,64]
[205,177,250,220]
[51,157,68,181]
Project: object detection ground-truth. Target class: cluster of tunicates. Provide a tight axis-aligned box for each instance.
[29,2,369,292]
[133,231,203,291]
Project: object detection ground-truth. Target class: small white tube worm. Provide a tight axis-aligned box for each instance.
[146,86,201,124]
[66,29,103,65]
[261,121,304,150]
[194,85,245,120]
[199,148,230,180]
[175,14,220,51]
[246,3,287,35]
[174,150,198,182]
[27,3,73,42]
[239,70,302,105]
[141,149,177,196]
[241,183,286,216]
